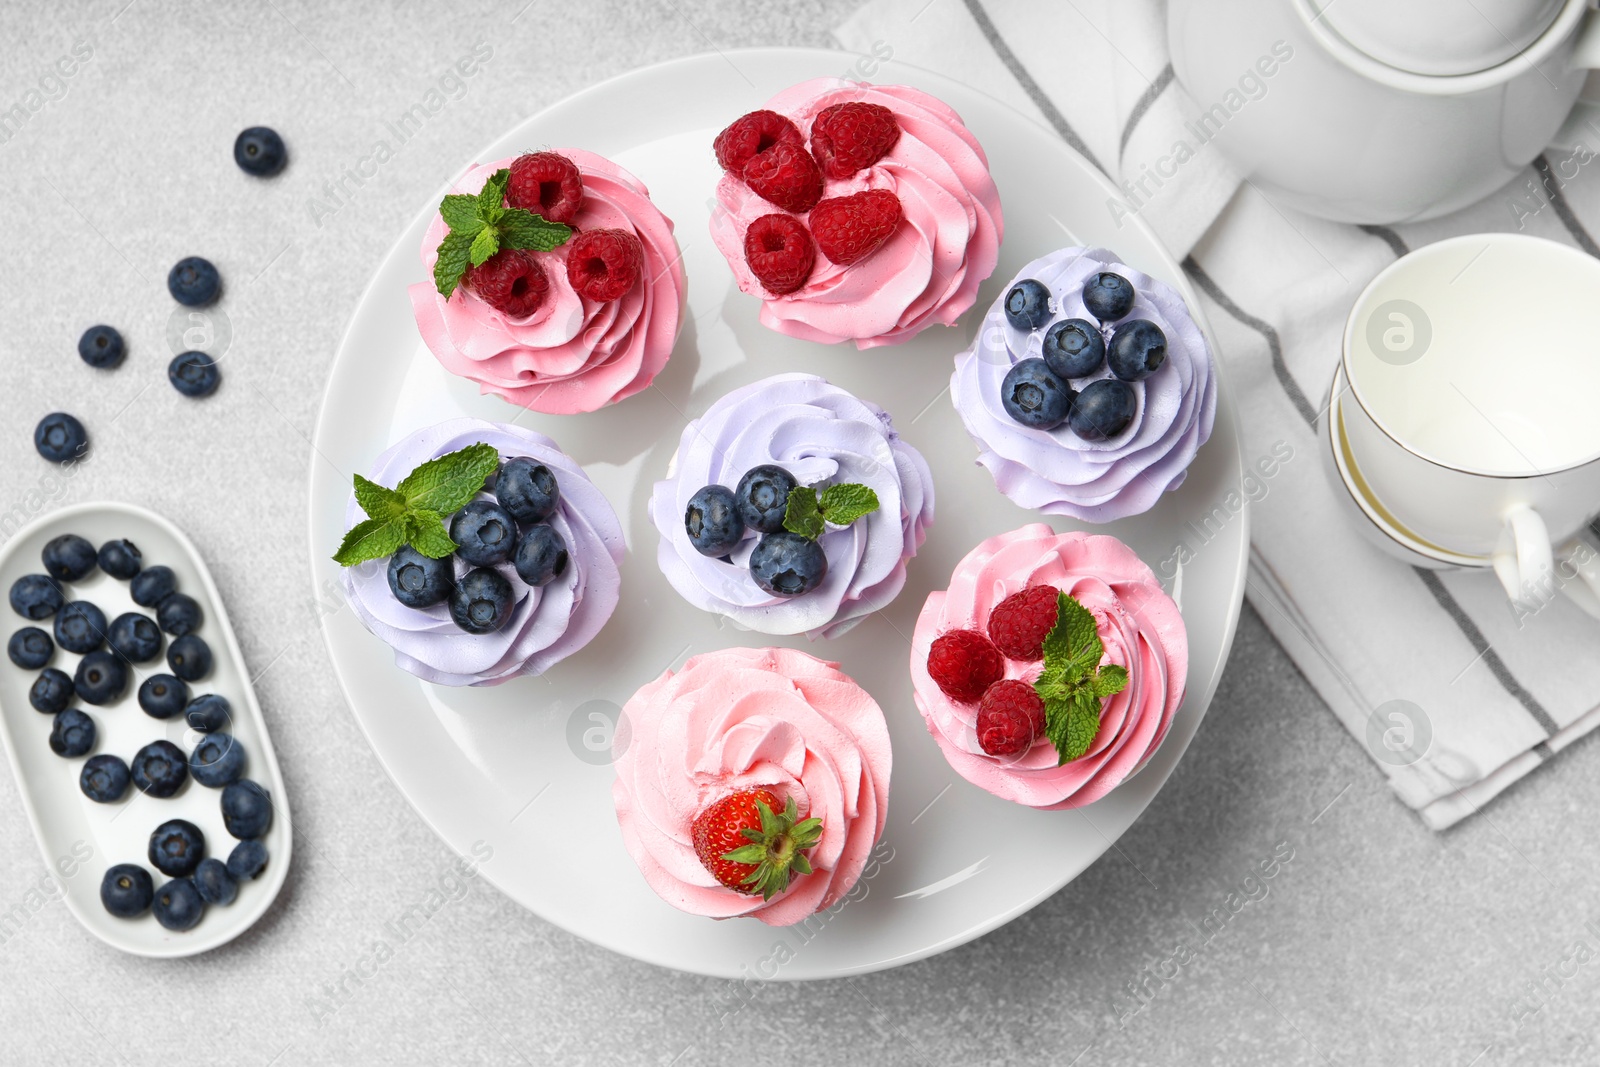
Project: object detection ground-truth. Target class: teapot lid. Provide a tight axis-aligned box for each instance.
[1306,0,1566,75]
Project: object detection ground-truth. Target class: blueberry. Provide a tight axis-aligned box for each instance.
[100,864,154,918]
[495,457,559,524]
[1107,319,1167,382]
[734,465,798,534]
[749,532,828,598]
[108,612,163,663]
[77,324,126,369]
[189,733,245,788]
[49,708,95,758]
[166,634,212,682]
[131,740,188,797]
[193,857,238,905]
[448,568,514,635]
[1003,278,1053,330]
[55,600,108,654]
[152,878,204,932]
[684,484,745,557]
[1000,358,1074,430]
[42,533,97,581]
[184,693,231,732]
[29,668,74,713]
[168,352,220,397]
[9,574,63,620]
[450,500,518,566]
[233,126,287,177]
[156,593,203,637]
[74,650,128,705]
[130,565,177,607]
[1042,318,1106,379]
[80,754,131,803]
[149,819,205,877]
[1069,378,1139,441]
[167,256,221,307]
[33,413,88,464]
[97,539,142,579]
[513,524,568,588]
[9,627,53,669]
[226,840,269,881]
[386,546,453,609]
[222,779,273,840]
[1083,271,1136,322]
[138,674,190,719]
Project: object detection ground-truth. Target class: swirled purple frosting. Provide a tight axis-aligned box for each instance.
[342,418,624,687]
[648,374,935,639]
[951,247,1217,522]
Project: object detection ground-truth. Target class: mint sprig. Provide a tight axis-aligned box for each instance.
[1034,591,1129,764]
[431,168,574,299]
[332,443,500,566]
[782,483,880,540]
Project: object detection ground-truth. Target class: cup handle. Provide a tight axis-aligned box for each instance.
[1492,504,1553,604]
[1557,534,1600,620]
[1571,8,1600,71]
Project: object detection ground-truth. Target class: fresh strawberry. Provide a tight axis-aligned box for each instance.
[714,109,803,173]
[976,679,1046,756]
[466,248,550,318]
[987,586,1061,661]
[506,151,585,223]
[565,228,643,302]
[691,788,823,899]
[927,629,1005,704]
[809,189,902,266]
[742,140,825,214]
[744,214,816,295]
[809,102,901,180]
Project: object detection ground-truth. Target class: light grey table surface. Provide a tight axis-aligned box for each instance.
[2,2,1598,1065]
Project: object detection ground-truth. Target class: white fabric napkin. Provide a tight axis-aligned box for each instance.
[836,0,1600,829]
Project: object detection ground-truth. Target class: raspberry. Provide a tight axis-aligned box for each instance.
[987,586,1061,661]
[976,679,1045,757]
[506,151,585,223]
[466,249,550,318]
[927,629,1004,704]
[744,214,816,295]
[565,228,643,302]
[809,189,902,266]
[742,140,824,214]
[810,102,901,180]
[714,109,803,173]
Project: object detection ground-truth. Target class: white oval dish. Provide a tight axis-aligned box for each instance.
[0,502,291,957]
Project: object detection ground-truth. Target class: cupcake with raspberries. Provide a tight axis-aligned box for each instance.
[409,149,685,414]
[709,78,1002,349]
[611,646,891,926]
[648,373,934,639]
[334,418,624,687]
[952,247,1217,522]
[910,524,1187,810]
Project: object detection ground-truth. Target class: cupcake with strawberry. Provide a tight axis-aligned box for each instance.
[709,78,1002,349]
[611,646,890,926]
[409,149,685,415]
[910,524,1186,809]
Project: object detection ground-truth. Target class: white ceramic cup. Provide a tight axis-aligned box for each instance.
[1340,233,1600,606]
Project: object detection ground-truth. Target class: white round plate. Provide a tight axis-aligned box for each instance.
[309,48,1246,979]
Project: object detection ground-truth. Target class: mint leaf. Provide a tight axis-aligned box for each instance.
[1046,592,1104,678]
[817,483,879,527]
[1033,591,1114,763]
[353,474,408,523]
[439,194,483,235]
[332,518,406,567]
[1043,691,1104,764]
[783,487,824,540]
[1090,664,1128,699]
[405,511,457,559]
[468,225,500,267]
[500,210,573,252]
[396,442,500,514]
[433,230,476,299]
[476,168,510,213]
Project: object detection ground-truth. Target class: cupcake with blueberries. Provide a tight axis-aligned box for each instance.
[952,248,1217,523]
[648,373,934,639]
[334,418,623,687]
[409,149,686,415]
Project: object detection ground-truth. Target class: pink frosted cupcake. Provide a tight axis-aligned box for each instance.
[709,78,1002,349]
[409,149,685,414]
[910,524,1186,810]
[611,647,890,926]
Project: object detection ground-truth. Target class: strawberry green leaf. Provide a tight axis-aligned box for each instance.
[332,518,406,567]
[396,442,500,514]
[722,844,768,864]
[352,474,408,523]
[783,486,825,540]
[500,210,573,252]
[439,194,484,235]
[468,225,500,268]
[433,230,476,299]
[817,483,879,527]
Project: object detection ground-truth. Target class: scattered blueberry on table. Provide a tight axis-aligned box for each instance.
[77,325,126,369]
[167,256,221,307]
[167,351,221,398]
[33,413,88,464]
[233,126,287,177]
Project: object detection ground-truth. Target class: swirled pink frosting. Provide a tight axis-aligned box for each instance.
[408,150,685,414]
[341,419,624,687]
[952,247,1217,522]
[611,647,891,926]
[709,78,1002,349]
[910,524,1186,809]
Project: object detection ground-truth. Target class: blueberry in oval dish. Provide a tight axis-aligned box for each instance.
[97,539,142,579]
[100,864,153,918]
[168,352,220,397]
[448,568,514,635]
[495,457,559,524]
[148,818,205,877]
[222,779,273,839]
[130,565,178,608]
[8,627,53,669]
[387,546,452,609]
[166,634,212,682]
[33,413,88,464]
[734,465,798,535]
[449,500,518,566]
[152,878,204,931]
[78,325,126,369]
[513,524,568,588]
[42,533,97,581]
[29,668,74,713]
[9,574,63,620]
[189,732,245,788]
[193,857,238,905]
[167,256,221,307]
[184,693,231,733]
[156,593,203,637]
[49,707,95,758]
[138,674,190,719]
[80,754,131,803]
[226,840,269,881]
[108,612,163,663]
[131,740,188,798]
[74,650,128,704]
[54,600,107,654]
